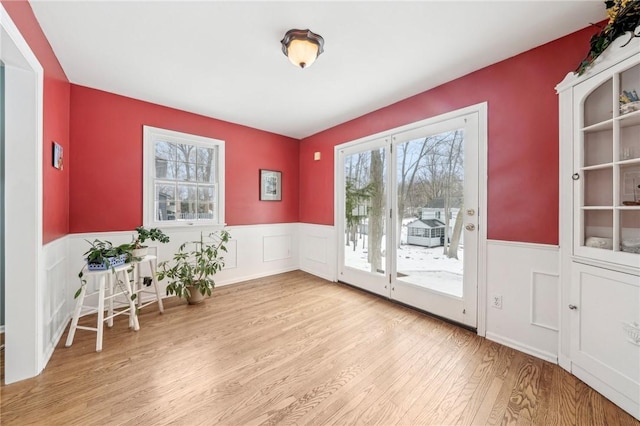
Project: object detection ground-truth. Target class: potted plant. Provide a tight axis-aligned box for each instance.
[75,239,134,299]
[157,230,230,304]
[130,226,170,258]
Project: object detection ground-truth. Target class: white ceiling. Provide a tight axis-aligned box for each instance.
[30,1,604,139]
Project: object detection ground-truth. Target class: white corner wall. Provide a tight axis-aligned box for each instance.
[299,223,337,282]
[485,240,560,363]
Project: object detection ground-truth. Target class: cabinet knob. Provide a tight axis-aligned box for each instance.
[572,173,580,181]
[569,304,578,310]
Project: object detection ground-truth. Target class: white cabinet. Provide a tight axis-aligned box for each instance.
[557,31,640,420]
[570,263,639,417]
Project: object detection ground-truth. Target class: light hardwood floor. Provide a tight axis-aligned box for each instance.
[1,270,638,425]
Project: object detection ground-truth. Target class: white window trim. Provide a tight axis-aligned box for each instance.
[143,125,225,228]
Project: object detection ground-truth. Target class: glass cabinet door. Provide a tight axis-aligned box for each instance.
[575,61,640,266]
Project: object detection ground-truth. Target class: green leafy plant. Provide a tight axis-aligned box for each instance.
[76,239,135,299]
[576,0,640,75]
[157,230,230,301]
[131,226,170,249]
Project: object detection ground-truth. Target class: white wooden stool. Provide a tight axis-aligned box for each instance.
[132,254,165,314]
[65,263,140,352]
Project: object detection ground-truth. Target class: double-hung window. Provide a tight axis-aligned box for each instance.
[143,126,225,227]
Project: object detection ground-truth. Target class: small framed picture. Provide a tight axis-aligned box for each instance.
[52,142,63,170]
[260,169,282,201]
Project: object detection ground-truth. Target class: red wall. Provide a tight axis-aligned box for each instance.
[299,26,598,245]
[69,85,299,233]
[4,0,600,245]
[2,0,70,243]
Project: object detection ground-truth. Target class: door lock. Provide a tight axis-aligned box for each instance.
[465,223,475,231]
[466,208,475,216]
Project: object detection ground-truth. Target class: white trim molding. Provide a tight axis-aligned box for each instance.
[1,3,45,384]
[486,332,558,364]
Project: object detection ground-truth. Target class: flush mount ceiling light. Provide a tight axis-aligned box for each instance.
[280,29,324,69]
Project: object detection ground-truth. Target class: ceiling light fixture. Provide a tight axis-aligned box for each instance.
[280,29,324,69]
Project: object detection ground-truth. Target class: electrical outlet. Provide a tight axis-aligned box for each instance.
[492,295,503,309]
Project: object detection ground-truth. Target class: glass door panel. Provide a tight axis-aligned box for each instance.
[338,139,390,297]
[395,130,464,298]
[392,113,478,328]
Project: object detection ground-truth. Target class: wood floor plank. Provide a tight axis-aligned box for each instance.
[486,351,528,425]
[1,271,638,425]
[396,329,482,424]
[448,341,507,425]
[301,312,452,425]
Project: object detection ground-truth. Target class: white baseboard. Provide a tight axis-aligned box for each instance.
[572,364,640,420]
[299,266,335,283]
[216,266,300,287]
[43,313,71,365]
[486,331,558,364]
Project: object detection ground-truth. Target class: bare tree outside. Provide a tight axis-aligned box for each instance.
[368,148,385,273]
[342,126,467,301]
[441,131,464,257]
[343,129,464,288]
[154,141,217,221]
[413,130,464,258]
[396,135,446,248]
[344,152,372,251]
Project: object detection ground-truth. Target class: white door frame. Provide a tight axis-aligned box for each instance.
[334,103,488,335]
[1,3,45,383]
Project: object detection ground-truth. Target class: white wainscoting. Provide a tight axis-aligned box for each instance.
[65,223,300,313]
[42,236,70,370]
[298,223,337,282]
[485,240,560,363]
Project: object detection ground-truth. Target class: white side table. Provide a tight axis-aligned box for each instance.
[65,263,140,352]
[132,254,165,313]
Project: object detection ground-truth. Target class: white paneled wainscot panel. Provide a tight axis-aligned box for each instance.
[299,223,337,282]
[263,235,292,262]
[531,270,559,331]
[485,240,560,363]
[42,236,70,369]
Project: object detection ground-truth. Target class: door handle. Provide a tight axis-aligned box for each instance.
[465,224,475,231]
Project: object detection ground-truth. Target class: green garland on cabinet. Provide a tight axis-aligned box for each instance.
[576,0,640,75]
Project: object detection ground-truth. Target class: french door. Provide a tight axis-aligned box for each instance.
[337,111,480,328]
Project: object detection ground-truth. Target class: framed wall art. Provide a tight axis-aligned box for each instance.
[260,169,281,201]
[52,142,63,170]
